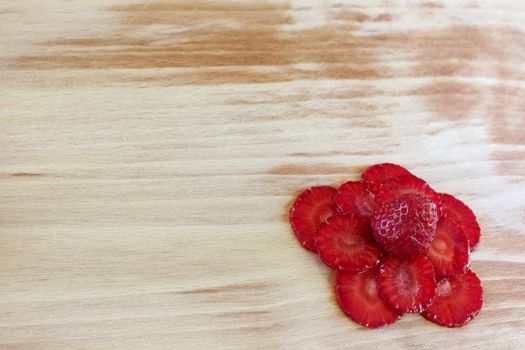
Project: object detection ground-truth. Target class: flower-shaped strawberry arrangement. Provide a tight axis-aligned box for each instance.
[289,163,483,328]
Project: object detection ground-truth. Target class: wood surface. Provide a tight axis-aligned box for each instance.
[1,0,524,349]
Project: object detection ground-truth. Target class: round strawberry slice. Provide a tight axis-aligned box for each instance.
[427,217,469,276]
[290,186,337,252]
[440,193,481,250]
[336,268,402,328]
[422,269,483,327]
[334,181,377,217]
[315,215,383,271]
[362,163,412,183]
[370,174,441,214]
[377,255,437,313]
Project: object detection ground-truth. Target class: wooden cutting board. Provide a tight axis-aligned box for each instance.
[1,0,524,348]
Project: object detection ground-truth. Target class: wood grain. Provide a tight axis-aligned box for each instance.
[1,0,524,349]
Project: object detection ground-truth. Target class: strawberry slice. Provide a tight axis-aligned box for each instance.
[369,174,441,214]
[377,255,437,313]
[362,163,412,183]
[427,217,469,276]
[440,193,481,250]
[422,269,483,327]
[315,215,383,271]
[334,181,377,217]
[336,268,402,328]
[290,186,337,252]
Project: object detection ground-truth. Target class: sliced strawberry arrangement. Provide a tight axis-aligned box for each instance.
[377,255,437,313]
[336,268,402,328]
[422,270,483,327]
[315,215,383,271]
[334,181,377,217]
[440,193,481,250]
[290,186,337,252]
[427,217,469,276]
[288,163,483,329]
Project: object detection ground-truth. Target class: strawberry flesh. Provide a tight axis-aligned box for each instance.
[422,269,483,327]
[336,268,402,328]
[370,174,442,214]
[427,217,469,276]
[290,186,337,252]
[335,181,377,217]
[440,193,481,250]
[315,215,383,271]
[377,255,437,313]
[362,163,412,183]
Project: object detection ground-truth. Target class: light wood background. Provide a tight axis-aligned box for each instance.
[1,0,524,349]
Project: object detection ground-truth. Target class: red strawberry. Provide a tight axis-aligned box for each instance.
[290,186,337,252]
[440,193,481,250]
[377,255,437,313]
[422,269,483,327]
[315,215,383,271]
[370,174,441,214]
[334,181,377,217]
[427,217,469,276]
[336,268,402,328]
[362,163,412,183]
[371,193,438,257]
